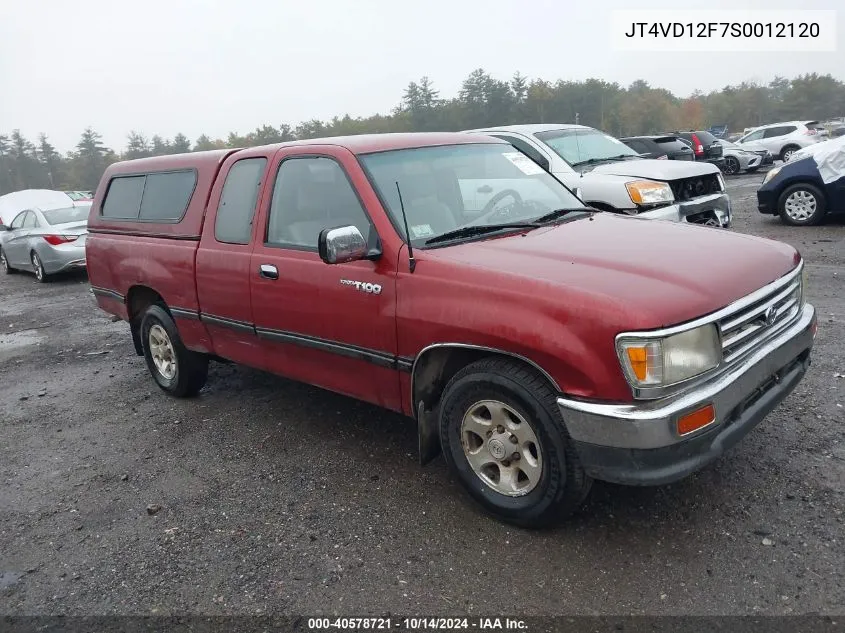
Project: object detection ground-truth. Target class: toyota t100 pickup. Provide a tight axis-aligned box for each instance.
[87,133,816,527]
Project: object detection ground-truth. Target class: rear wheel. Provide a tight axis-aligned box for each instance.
[780,145,800,162]
[778,183,826,226]
[723,156,741,175]
[31,252,48,283]
[141,304,208,397]
[0,248,15,274]
[439,357,592,528]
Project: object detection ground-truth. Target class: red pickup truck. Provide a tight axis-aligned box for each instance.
[87,133,816,527]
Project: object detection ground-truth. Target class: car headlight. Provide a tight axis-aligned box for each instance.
[618,324,722,388]
[625,180,674,206]
[762,166,781,184]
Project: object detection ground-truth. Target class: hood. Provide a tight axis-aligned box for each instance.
[588,158,718,181]
[428,213,798,329]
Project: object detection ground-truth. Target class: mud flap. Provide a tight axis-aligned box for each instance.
[417,401,441,465]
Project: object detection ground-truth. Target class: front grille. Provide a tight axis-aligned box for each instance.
[668,173,723,202]
[718,275,802,363]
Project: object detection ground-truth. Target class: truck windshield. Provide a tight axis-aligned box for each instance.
[535,128,640,167]
[359,143,586,247]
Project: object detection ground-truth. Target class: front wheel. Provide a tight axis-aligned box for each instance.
[141,304,208,397]
[439,358,592,528]
[778,183,826,226]
[1,248,15,274]
[723,156,740,175]
[780,145,800,162]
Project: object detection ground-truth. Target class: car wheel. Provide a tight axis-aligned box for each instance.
[31,252,48,283]
[778,183,826,226]
[439,357,592,528]
[723,156,740,175]
[140,304,208,397]
[780,145,800,162]
[0,248,15,274]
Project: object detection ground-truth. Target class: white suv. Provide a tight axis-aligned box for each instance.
[737,121,827,162]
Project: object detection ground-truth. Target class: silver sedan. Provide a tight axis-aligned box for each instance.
[716,140,764,175]
[0,206,88,282]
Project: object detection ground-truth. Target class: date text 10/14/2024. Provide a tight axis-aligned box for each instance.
[308,617,528,630]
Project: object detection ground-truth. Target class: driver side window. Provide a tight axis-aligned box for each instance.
[266,157,372,250]
[743,130,764,142]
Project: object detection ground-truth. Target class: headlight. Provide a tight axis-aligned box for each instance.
[762,166,781,184]
[625,180,674,206]
[618,324,722,388]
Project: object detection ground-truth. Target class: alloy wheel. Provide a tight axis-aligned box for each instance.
[148,324,177,380]
[460,400,543,497]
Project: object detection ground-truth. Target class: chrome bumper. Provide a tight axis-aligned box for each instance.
[639,192,732,227]
[558,303,816,451]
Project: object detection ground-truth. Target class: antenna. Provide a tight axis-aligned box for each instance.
[395,181,416,273]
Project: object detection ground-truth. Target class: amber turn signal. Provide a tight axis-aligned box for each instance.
[625,346,648,381]
[677,404,715,436]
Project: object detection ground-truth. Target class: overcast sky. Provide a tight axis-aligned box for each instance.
[1,0,842,153]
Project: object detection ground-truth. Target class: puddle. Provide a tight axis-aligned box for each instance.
[0,329,44,351]
[0,571,23,588]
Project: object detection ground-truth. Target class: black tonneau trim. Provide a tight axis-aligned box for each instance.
[91,286,124,302]
[200,312,412,372]
[170,307,200,321]
[87,227,201,240]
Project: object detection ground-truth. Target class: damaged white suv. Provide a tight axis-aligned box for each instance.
[466,124,731,227]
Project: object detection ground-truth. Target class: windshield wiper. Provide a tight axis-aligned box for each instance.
[424,223,539,246]
[531,208,589,225]
[571,154,636,167]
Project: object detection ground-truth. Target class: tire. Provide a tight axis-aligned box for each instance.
[31,251,48,283]
[140,304,208,397]
[778,183,826,226]
[723,156,740,175]
[0,248,15,274]
[439,357,592,528]
[780,145,800,162]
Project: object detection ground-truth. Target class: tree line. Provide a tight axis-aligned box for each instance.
[2,70,843,195]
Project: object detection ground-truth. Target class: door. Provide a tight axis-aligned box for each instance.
[249,148,402,411]
[196,153,271,366]
[4,211,33,267]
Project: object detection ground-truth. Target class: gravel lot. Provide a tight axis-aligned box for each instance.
[1,171,843,617]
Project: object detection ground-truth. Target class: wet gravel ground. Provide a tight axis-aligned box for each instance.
[1,171,843,616]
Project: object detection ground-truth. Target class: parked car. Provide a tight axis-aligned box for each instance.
[0,189,90,225]
[620,135,694,161]
[64,190,94,202]
[828,126,845,139]
[87,133,815,527]
[737,121,827,162]
[671,131,725,167]
[708,125,728,138]
[757,135,845,226]
[0,205,89,281]
[714,140,765,175]
[465,124,731,227]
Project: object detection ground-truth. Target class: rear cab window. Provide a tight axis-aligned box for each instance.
[214,158,267,244]
[102,170,196,222]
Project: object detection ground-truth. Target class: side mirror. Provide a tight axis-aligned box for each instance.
[0,224,8,232]
[572,187,583,201]
[318,225,369,264]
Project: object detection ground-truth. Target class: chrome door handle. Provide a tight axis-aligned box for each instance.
[259,264,279,280]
